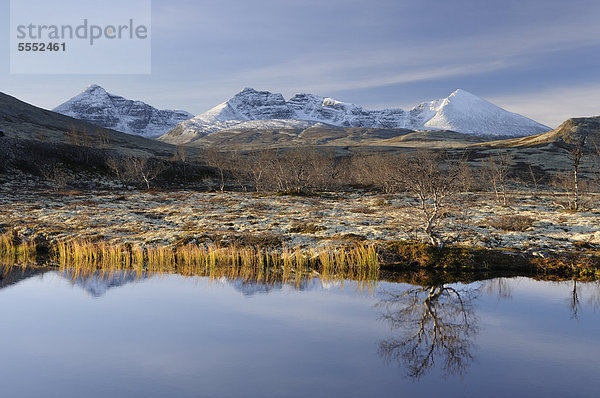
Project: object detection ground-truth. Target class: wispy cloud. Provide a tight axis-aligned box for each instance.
[189,14,600,100]
[1,0,599,121]
[489,84,600,128]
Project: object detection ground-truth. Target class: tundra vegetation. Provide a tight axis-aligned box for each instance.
[2,128,600,278]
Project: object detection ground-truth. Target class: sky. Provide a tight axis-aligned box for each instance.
[1,0,600,128]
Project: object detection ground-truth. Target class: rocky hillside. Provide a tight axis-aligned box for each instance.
[54,85,193,138]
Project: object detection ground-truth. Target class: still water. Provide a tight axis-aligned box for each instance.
[0,267,598,397]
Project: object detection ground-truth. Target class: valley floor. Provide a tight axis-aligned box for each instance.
[1,175,599,257]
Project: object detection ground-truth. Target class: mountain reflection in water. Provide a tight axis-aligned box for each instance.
[0,264,599,397]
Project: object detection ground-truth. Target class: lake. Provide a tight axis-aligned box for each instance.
[0,266,598,397]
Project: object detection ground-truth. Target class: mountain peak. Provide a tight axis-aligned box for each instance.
[83,84,106,94]
[450,88,472,96]
[447,89,483,101]
[54,86,193,138]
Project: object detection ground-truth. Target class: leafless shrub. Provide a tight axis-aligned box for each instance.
[64,124,95,164]
[97,129,111,149]
[172,145,188,177]
[107,155,168,190]
[351,153,403,193]
[204,148,229,192]
[551,172,592,211]
[289,222,325,234]
[233,147,344,194]
[482,150,513,206]
[42,166,71,192]
[244,150,276,192]
[269,148,315,194]
[488,215,534,232]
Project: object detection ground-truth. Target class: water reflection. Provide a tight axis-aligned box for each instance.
[60,269,149,298]
[0,264,600,397]
[376,277,600,379]
[377,284,479,379]
[565,279,600,320]
[483,277,513,300]
[569,280,581,320]
[0,264,49,289]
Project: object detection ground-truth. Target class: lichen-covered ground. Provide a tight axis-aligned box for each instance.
[1,174,599,255]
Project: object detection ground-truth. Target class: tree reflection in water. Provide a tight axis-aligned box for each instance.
[377,284,479,379]
[569,280,581,320]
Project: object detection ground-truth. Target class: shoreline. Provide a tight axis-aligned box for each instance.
[2,182,600,280]
[2,232,599,281]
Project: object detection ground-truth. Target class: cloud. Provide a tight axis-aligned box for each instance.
[489,84,600,128]
[187,13,600,100]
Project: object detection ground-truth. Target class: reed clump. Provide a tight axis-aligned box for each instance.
[52,239,380,284]
[0,231,37,264]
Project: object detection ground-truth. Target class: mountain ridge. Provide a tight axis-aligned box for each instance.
[159,88,551,145]
[54,85,194,138]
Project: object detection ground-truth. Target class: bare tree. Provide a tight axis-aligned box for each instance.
[262,147,315,194]
[593,138,600,195]
[352,153,403,193]
[527,163,539,194]
[64,124,94,164]
[246,149,275,192]
[565,135,587,211]
[106,156,124,186]
[97,129,111,150]
[552,136,590,211]
[397,150,470,247]
[227,147,251,191]
[129,156,168,190]
[305,149,340,192]
[107,155,167,190]
[230,148,345,193]
[483,150,513,206]
[204,148,229,192]
[65,124,80,146]
[282,148,311,193]
[172,145,188,179]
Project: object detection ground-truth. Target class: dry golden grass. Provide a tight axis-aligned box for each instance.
[51,239,380,286]
[0,231,36,265]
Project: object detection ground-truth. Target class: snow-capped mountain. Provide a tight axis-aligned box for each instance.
[160,88,550,144]
[54,85,193,138]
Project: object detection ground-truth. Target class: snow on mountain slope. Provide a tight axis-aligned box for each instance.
[421,89,550,137]
[160,88,550,144]
[53,85,193,138]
